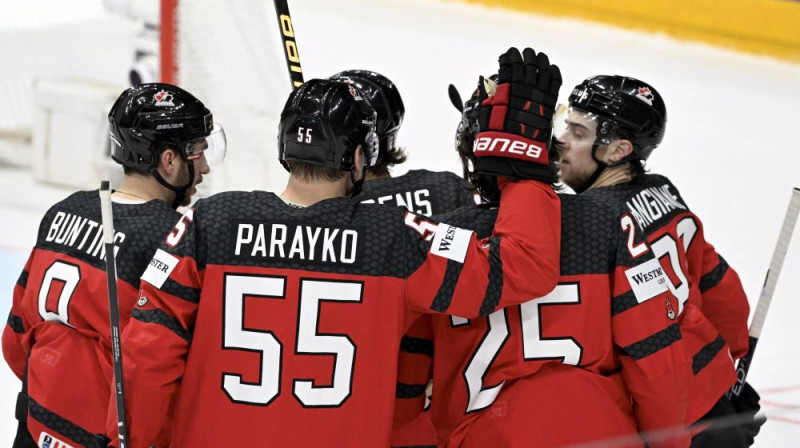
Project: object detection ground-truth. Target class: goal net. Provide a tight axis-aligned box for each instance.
[163,0,292,194]
[0,0,292,195]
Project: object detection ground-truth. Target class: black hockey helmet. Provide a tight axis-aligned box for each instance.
[328,70,404,161]
[567,75,666,160]
[108,83,226,207]
[279,78,379,173]
[108,83,219,171]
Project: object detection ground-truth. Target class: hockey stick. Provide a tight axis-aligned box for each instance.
[273,0,304,89]
[728,187,800,398]
[99,181,129,448]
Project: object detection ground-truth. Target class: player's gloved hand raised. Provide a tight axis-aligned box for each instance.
[474,47,561,185]
[731,382,766,446]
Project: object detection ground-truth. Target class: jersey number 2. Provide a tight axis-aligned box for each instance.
[222,274,362,407]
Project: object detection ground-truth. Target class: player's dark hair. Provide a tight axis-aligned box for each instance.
[286,160,348,182]
[370,146,408,177]
[610,127,647,182]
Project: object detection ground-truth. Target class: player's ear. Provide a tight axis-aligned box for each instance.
[606,139,634,164]
[158,146,180,177]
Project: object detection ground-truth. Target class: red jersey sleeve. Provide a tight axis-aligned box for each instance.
[2,250,35,380]
[406,180,560,318]
[611,233,691,447]
[106,209,201,448]
[696,241,749,359]
[393,315,434,426]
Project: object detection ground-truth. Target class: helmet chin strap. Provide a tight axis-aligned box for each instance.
[152,160,195,209]
[573,140,635,194]
[573,142,606,194]
[349,167,366,197]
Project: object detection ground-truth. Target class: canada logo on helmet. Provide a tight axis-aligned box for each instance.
[154,90,176,107]
[348,85,363,101]
[636,87,654,106]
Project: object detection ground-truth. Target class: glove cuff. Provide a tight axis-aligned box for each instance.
[474,131,549,165]
[477,157,557,185]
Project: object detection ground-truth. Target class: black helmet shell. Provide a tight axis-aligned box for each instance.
[568,75,666,159]
[329,70,404,161]
[279,79,378,172]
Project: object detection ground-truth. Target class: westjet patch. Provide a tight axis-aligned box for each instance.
[39,432,74,448]
[141,248,179,289]
[625,258,668,303]
[430,223,473,263]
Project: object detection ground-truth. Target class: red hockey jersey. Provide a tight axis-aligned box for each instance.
[426,193,692,448]
[107,180,560,447]
[585,174,750,423]
[2,191,179,447]
[357,168,474,448]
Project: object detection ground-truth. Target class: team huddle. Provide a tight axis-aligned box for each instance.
[3,47,764,447]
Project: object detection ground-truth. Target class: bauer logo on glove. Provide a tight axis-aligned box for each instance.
[473,133,546,162]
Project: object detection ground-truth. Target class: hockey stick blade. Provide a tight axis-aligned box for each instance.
[729,187,800,398]
[274,0,304,89]
[100,181,130,447]
[448,84,464,113]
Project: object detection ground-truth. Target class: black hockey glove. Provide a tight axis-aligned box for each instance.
[474,47,561,185]
[730,382,766,446]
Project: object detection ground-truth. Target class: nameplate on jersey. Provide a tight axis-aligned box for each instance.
[360,188,435,216]
[141,248,180,288]
[45,210,127,262]
[625,258,668,303]
[38,432,74,448]
[430,223,472,263]
[232,221,363,267]
[625,183,687,230]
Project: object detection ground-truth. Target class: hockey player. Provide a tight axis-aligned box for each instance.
[329,69,476,213]
[107,47,562,448]
[557,75,763,446]
[422,61,693,448]
[328,69,472,448]
[2,83,225,448]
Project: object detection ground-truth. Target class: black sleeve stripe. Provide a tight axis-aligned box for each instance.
[479,236,503,316]
[429,259,463,313]
[699,257,729,293]
[396,382,427,399]
[692,335,726,375]
[28,397,98,446]
[159,277,200,303]
[620,324,682,360]
[611,290,639,316]
[17,270,28,289]
[7,313,24,334]
[131,308,192,344]
[400,335,434,357]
